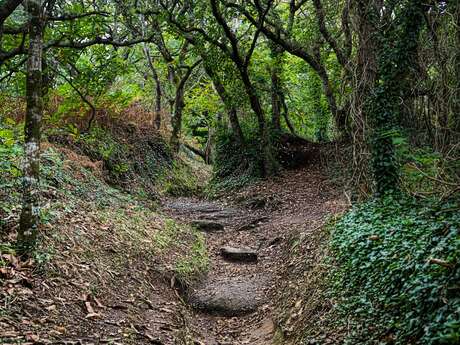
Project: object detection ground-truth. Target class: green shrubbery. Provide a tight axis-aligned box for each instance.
[330,194,460,344]
[0,119,23,231]
[208,125,262,194]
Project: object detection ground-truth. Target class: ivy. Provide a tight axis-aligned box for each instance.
[330,195,460,344]
[366,0,426,195]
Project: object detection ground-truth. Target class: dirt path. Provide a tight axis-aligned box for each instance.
[162,165,344,344]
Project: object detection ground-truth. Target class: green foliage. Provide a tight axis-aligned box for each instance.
[330,195,460,344]
[174,231,209,283]
[153,219,209,284]
[0,118,23,178]
[184,80,220,141]
[74,124,172,193]
[208,123,262,195]
[282,59,332,141]
[158,160,201,197]
[394,137,459,196]
[0,118,23,230]
[367,0,425,195]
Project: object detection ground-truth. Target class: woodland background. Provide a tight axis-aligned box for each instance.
[0,0,459,344]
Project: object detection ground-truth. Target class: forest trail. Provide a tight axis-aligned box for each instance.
[162,164,345,344]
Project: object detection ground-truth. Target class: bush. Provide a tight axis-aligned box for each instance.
[330,194,460,344]
[206,126,261,195]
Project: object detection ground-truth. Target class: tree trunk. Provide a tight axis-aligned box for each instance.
[17,0,43,255]
[281,93,296,135]
[362,0,425,195]
[270,48,283,132]
[170,82,185,152]
[170,59,201,152]
[203,62,245,148]
[143,45,162,130]
[154,71,162,130]
[454,1,460,134]
[238,66,277,176]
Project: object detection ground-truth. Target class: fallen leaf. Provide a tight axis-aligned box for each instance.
[46,305,57,311]
[85,301,95,314]
[25,333,40,342]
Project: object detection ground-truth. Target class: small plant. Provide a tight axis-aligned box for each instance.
[174,231,209,284]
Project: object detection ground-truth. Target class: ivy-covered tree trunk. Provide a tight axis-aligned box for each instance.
[17,0,43,255]
[454,1,460,133]
[365,0,425,195]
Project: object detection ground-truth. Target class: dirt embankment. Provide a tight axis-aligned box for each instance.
[1,133,345,344]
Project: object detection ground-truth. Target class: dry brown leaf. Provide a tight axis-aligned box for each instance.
[85,301,95,314]
[25,333,40,342]
[94,297,105,308]
[55,326,67,334]
[85,312,101,319]
[45,305,57,312]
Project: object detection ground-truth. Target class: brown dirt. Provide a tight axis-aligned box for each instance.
[162,164,347,344]
[1,161,346,345]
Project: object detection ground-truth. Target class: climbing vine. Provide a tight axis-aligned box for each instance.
[366,0,426,195]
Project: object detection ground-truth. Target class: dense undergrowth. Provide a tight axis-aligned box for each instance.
[0,127,209,342]
[1,119,209,283]
[207,128,262,196]
[50,123,204,197]
[329,194,459,345]
[208,126,317,196]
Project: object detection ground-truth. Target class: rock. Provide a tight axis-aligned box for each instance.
[165,200,222,214]
[200,209,239,220]
[220,246,258,263]
[187,278,266,316]
[237,216,269,231]
[244,196,267,209]
[191,220,224,232]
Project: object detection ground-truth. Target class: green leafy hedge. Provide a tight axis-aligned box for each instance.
[331,195,460,344]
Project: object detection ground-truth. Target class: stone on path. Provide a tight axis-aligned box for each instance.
[166,200,222,214]
[191,220,224,232]
[220,246,258,263]
[188,278,266,316]
[199,209,239,220]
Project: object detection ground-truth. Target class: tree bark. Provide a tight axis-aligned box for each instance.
[203,61,245,148]
[143,45,162,129]
[281,93,296,135]
[170,80,185,151]
[270,46,283,132]
[170,59,201,152]
[154,71,162,129]
[18,0,43,255]
[239,66,277,176]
